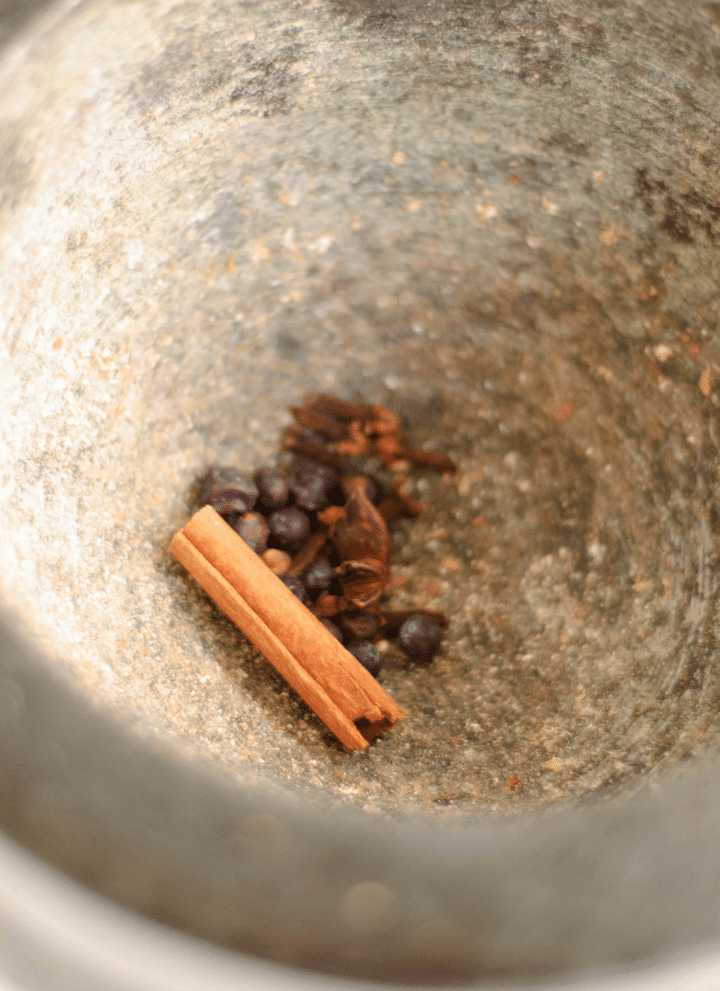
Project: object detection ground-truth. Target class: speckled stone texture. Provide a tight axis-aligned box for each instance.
[3,0,720,983]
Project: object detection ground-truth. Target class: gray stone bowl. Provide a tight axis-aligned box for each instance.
[3,0,720,986]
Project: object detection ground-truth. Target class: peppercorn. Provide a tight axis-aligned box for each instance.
[339,610,380,642]
[346,639,382,678]
[302,559,335,599]
[255,467,291,512]
[200,467,258,516]
[282,575,307,603]
[397,614,443,665]
[318,617,343,642]
[268,506,311,551]
[261,548,292,576]
[232,512,269,554]
[290,459,340,512]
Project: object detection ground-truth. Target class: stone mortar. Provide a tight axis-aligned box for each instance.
[3,0,720,984]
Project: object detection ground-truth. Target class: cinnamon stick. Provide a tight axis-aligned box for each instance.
[171,506,404,749]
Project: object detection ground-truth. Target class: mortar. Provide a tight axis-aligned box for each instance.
[3,0,720,986]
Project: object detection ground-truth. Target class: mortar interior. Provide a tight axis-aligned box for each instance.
[2,0,720,821]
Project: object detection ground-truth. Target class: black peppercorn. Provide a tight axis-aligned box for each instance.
[281,575,307,604]
[255,467,291,512]
[200,467,258,516]
[290,459,339,512]
[397,614,443,665]
[339,610,380,642]
[268,507,311,551]
[318,617,343,642]
[232,512,269,554]
[302,559,335,599]
[346,638,382,678]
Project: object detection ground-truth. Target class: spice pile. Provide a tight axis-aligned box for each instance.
[197,394,456,679]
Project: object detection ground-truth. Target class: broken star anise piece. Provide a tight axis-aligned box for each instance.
[335,558,387,609]
[332,488,391,569]
[331,487,391,608]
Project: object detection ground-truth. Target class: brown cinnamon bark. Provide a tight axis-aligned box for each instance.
[171,506,405,749]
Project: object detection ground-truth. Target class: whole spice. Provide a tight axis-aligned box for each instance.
[267,506,311,551]
[346,639,383,678]
[332,488,391,570]
[396,614,444,665]
[338,610,380,642]
[287,530,330,576]
[232,512,269,554]
[200,467,258,516]
[171,506,405,749]
[282,574,307,603]
[261,548,292,576]
[177,393,457,746]
[286,394,458,475]
[302,559,335,599]
[255,467,291,512]
[328,487,391,609]
[336,559,387,610]
[288,405,349,440]
[290,460,339,511]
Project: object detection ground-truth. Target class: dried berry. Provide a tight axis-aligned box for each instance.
[397,614,443,665]
[302,559,334,599]
[200,467,258,516]
[318,617,343,642]
[290,460,339,512]
[346,639,382,678]
[232,512,269,554]
[255,467,291,512]
[282,575,307,604]
[268,507,311,551]
[339,610,380,642]
[261,548,291,576]
[379,609,449,639]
